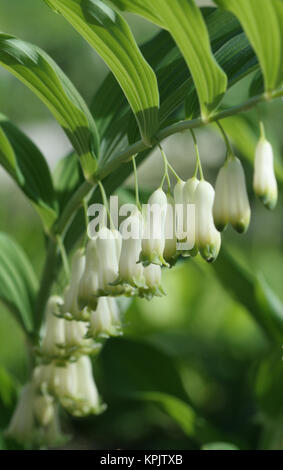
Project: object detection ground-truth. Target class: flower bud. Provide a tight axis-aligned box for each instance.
[40,296,66,359]
[226,157,251,233]
[195,181,221,262]
[5,383,35,445]
[141,189,168,266]
[88,297,122,338]
[117,212,145,291]
[33,395,55,427]
[62,249,86,320]
[253,138,278,209]
[213,164,229,232]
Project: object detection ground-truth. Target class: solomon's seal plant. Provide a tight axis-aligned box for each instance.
[0,0,282,449]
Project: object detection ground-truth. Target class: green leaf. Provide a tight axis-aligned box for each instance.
[153,0,227,118]
[108,0,164,27]
[214,0,283,92]
[212,248,283,344]
[0,33,99,179]
[45,0,160,147]
[100,337,223,443]
[53,152,84,212]
[202,442,239,450]
[0,233,38,334]
[0,115,58,231]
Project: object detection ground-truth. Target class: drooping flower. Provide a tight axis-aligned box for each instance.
[195,181,221,263]
[5,383,35,446]
[213,157,251,234]
[79,228,122,308]
[226,157,251,233]
[164,194,177,265]
[59,356,105,417]
[143,264,165,299]
[62,248,86,320]
[33,395,55,427]
[116,211,145,293]
[40,296,66,359]
[140,188,168,266]
[173,180,186,242]
[88,296,122,338]
[213,164,229,232]
[181,176,199,256]
[78,238,101,311]
[253,137,278,210]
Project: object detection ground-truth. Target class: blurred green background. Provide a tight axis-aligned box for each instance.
[1,0,283,450]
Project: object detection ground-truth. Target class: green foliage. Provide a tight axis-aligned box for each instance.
[0,233,38,334]
[215,0,283,91]
[0,0,282,451]
[0,115,57,231]
[45,0,160,146]
[0,33,99,179]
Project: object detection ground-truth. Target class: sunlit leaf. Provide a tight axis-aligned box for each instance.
[0,33,99,178]
[109,0,164,27]
[214,0,283,91]
[0,115,57,231]
[45,0,160,146]
[153,0,227,118]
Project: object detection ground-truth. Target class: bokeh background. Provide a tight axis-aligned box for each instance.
[0,0,283,450]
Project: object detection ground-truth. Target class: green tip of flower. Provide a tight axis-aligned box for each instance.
[200,244,219,263]
[232,220,249,234]
[258,193,277,210]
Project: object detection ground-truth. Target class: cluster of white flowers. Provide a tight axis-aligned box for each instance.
[6,126,277,447]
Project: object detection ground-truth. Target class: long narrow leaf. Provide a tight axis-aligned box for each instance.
[0,233,38,334]
[45,0,160,147]
[0,115,58,231]
[0,33,99,178]
[153,0,227,118]
[215,0,283,92]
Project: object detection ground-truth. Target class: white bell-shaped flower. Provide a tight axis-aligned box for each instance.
[213,164,230,232]
[33,363,56,396]
[96,227,122,294]
[173,180,186,242]
[195,181,221,263]
[62,249,86,320]
[143,264,165,298]
[181,177,199,256]
[141,188,168,266]
[107,297,121,326]
[88,297,121,338]
[164,194,177,265]
[5,383,35,445]
[40,296,66,358]
[226,157,251,233]
[68,356,105,417]
[78,238,101,311]
[253,137,278,209]
[52,362,77,401]
[64,319,99,356]
[118,211,145,291]
[33,395,55,427]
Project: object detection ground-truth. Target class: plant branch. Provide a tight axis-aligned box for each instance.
[96,88,283,180]
[35,88,283,333]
